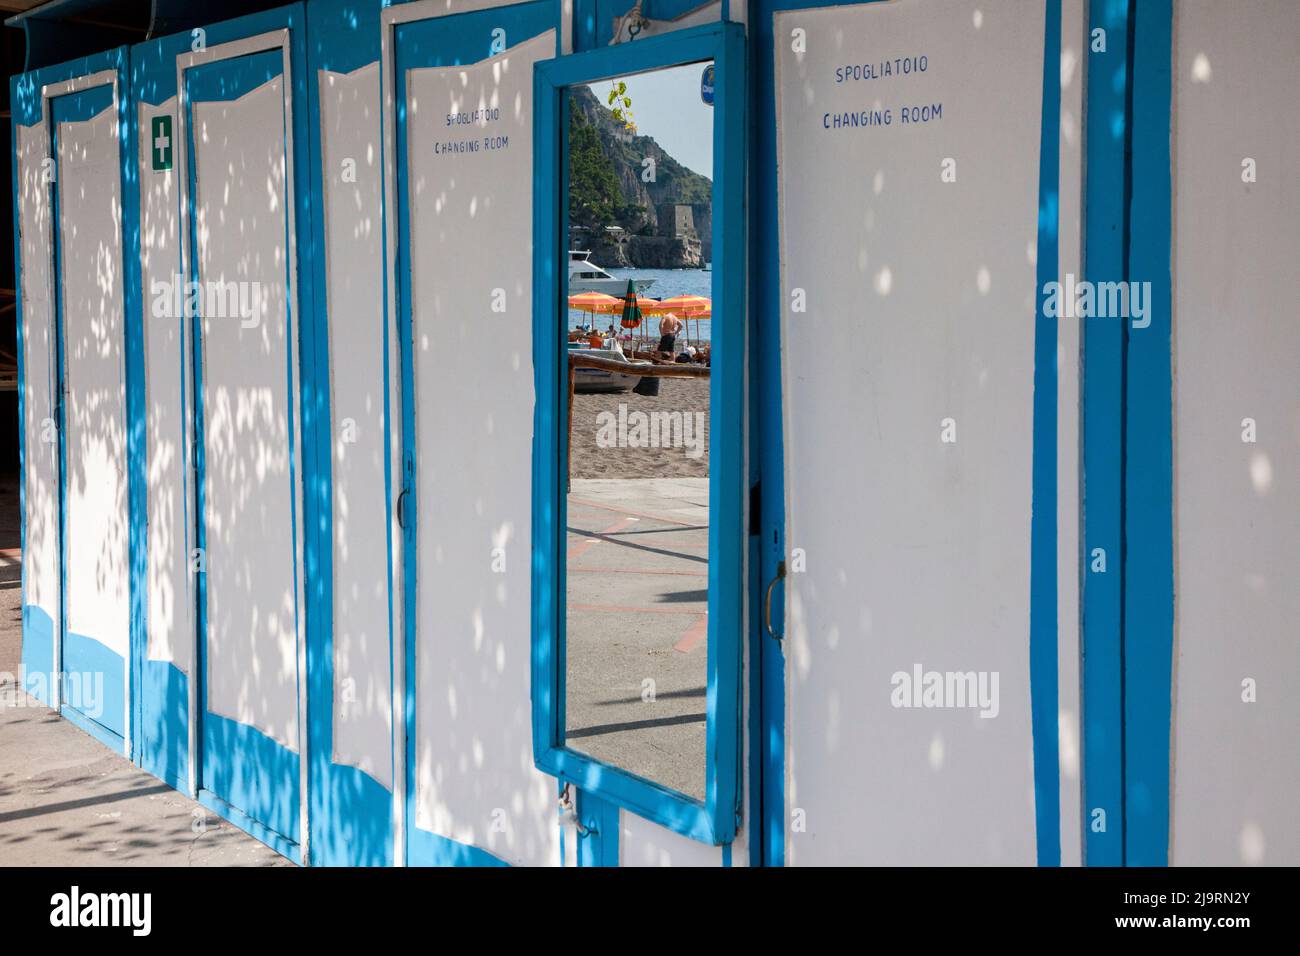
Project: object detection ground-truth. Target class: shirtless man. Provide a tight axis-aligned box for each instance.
[657,312,683,357]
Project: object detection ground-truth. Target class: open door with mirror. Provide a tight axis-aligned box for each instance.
[532,22,744,845]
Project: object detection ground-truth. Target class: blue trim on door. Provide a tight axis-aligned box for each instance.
[121,44,147,768]
[1028,0,1062,868]
[61,632,126,737]
[19,611,56,704]
[63,699,126,752]
[530,21,745,848]
[197,789,303,865]
[392,0,561,869]
[303,0,393,868]
[179,4,315,861]
[1080,0,1130,867]
[574,789,620,866]
[1122,0,1173,868]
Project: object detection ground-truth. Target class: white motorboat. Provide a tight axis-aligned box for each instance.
[570,339,656,394]
[568,250,656,295]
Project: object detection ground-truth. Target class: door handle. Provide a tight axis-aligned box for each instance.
[396,488,410,530]
[764,560,786,643]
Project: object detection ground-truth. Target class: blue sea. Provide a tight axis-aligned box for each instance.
[568,267,714,343]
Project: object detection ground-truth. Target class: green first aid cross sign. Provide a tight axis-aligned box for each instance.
[151,114,173,171]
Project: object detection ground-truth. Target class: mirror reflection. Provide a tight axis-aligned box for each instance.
[563,62,715,801]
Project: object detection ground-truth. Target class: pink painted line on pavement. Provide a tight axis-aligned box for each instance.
[567,517,635,561]
[569,567,706,577]
[571,603,706,616]
[674,614,709,654]
[568,497,699,528]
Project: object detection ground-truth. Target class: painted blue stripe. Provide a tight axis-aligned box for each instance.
[139,660,189,789]
[61,632,126,737]
[304,0,392,869]
[20,607,56,706]
[407,827,509,867]
[198,789,302,865]
[1123,0,1173,868]
[62,700,127,753]
[1080,0,1130,867]
[201,711,300,841]
[1029,0,1062,868]
[122,44,146,765]
[749,0,798,867]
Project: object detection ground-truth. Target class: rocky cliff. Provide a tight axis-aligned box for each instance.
[569,85,713,269]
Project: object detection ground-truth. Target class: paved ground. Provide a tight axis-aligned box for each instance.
[565,478,708,800]
[0,472,286,866]
[0,470,712,859]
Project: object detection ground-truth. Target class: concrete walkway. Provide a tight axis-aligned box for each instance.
[0,530,286,866]
[564,478,709,802]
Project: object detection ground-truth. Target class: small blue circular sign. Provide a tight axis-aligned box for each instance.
[701,64,715,106]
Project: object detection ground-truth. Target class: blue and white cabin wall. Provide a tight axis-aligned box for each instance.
[12,48,136,756]
[380,0,564,868]
[771,0,1077,865]
[127,3,319,863]
[10,0,1299,867]
[306,0,395,868]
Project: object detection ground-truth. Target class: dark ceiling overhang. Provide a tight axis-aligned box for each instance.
[3,0,285,71]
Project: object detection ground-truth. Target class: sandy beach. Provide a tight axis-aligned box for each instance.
[569,376,710,480]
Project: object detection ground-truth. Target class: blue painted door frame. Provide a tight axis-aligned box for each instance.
[184,46,304,860]
[749,0,1070,866]
[390,0,562,868]
[530,19,746,854]
[129,4,316,861]
[303,0,394,870]
[50,81,129,751]
[1079,0,1175,868]
[23,49,140,758]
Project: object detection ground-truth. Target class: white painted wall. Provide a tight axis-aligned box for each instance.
[57,106,130,675]
[1169,0,1300,867]
[16,122,60,642]
[406,31,559,866]
[139,97,193,675]
[193,77,302,753]
[319,62,394,789]
[776,0,1044,865]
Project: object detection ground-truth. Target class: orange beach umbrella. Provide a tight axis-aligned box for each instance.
[653,294,712,316]
[567,291,621,314]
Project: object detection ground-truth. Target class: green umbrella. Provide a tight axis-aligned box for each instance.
[619,279,643,332]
